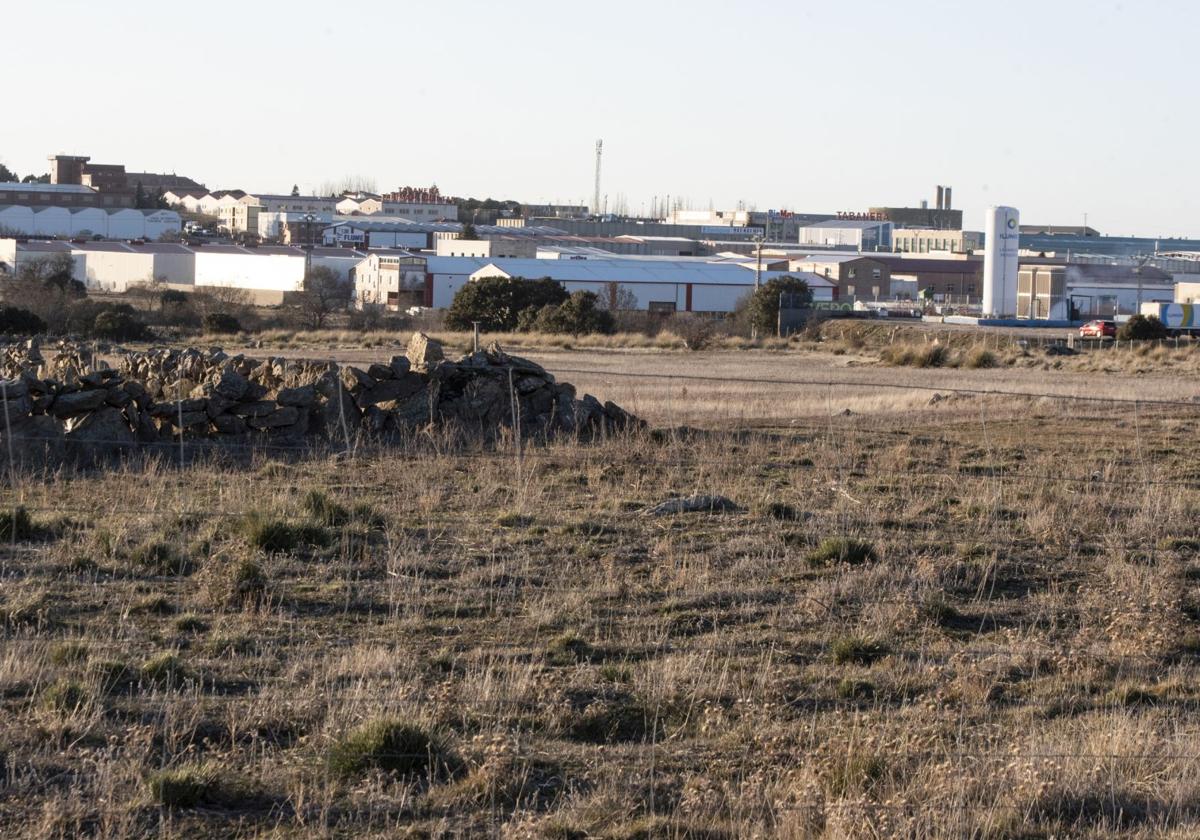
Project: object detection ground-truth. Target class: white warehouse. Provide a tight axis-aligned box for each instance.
[0,205,181,239]
[463,259,834,314]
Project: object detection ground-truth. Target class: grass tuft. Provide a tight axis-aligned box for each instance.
[806,537,878,567]
[328,718,458,781]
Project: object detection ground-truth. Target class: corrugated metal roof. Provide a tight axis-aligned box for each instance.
[0,182,96,194]
[468,258,834,286]
[800,220,890,230]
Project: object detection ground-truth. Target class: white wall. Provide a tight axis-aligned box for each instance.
[78,251,157,293]
[194,252,306,293]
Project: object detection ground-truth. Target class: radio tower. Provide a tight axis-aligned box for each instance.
[592,139,603,217]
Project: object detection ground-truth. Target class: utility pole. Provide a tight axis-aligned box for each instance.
[754,234,764,290]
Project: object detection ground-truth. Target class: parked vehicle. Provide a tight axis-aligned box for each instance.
[1079,320,1116,338]
[1140,302,1200,335]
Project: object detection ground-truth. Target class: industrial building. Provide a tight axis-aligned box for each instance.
[892,229,983,254]
[462,259,834,314]
[1017,263,1174,320]
[870,186,962,230]
[0,239,83,281]
[336,194,456,220]
[789,255,891,301]
[797,219,893,251]
[0,205,181,239]
[70,242,195,292]
[434,238,537,259]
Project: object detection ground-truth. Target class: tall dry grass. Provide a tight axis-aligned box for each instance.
[1,360,1198,836]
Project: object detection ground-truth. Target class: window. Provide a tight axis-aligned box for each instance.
[848,268,857,279]
[847,285,856,297]
[873,269,881,280]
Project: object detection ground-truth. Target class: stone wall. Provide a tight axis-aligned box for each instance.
[0,334,639,461]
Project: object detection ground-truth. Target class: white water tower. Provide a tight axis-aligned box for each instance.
[982,206,1020,317]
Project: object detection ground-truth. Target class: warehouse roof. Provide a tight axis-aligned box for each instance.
[468,258,834,287]
[800,220,891,230]
[0,182,96,194]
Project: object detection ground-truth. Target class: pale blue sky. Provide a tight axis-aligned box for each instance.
[3,0,1197,236]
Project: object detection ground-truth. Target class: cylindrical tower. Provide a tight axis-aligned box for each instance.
[982,206,1020,317]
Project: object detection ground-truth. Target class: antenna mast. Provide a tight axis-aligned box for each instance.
[593,139,603,217]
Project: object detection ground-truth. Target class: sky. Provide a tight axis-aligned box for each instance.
[3,0,1197,237]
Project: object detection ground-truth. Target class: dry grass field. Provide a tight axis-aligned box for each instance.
[4,344,1200,838]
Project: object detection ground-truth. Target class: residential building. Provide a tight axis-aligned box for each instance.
[352,251,428,310]
[240,193,340,215]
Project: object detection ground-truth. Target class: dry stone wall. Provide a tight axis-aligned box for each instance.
[0,334,639,461]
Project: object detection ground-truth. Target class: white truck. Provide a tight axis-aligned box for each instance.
[1140,302,1200,334]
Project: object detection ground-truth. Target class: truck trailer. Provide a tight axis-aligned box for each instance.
[1140,302,1200,334]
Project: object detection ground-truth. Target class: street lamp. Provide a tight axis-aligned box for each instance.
[302,212,316,275]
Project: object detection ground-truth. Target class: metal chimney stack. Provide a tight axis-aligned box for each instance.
[944,186,952,210]
[936,186,945,210]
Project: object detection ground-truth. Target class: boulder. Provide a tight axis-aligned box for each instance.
[248,406,300,429]
[63,407,136,449]
[212,413,249,435]
[213,367,251,401]
[355,375,425,409]
[277,385,318,407]
[389,356,411,377]
[367,363,395,381]
[51,389,109,418]
[229,401,276,418]
[406,332,444,369]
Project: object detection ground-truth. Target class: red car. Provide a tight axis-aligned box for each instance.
[1080,320,1116,338]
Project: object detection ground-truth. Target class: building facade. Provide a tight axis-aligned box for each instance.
[892,229,984,254]
[798,220,893,251]
[352,252,428,310]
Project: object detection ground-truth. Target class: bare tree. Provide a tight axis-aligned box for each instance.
[290,266,349,329]
[317,175,379,197]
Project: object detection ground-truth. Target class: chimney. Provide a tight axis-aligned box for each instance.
[920,199,929,210]
[936,186,944,210]
[944,187,952,210]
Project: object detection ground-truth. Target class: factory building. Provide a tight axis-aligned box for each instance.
[789,255,891,301]
[70,242,195,292]
[797,219,892,251]
[0,240,84,281]
[434,238,538,259]
[1017,263,1174,320]
[893,229,983,254]
[463,259,834,315]
[0,205,181,239]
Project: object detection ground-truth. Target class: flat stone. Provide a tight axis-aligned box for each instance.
[276,385,317,407]
[229,400,276,418]
[51,389,108,418]
[248,406,300,429]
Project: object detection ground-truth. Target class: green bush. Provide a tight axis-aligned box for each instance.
[806,537,878,567]
[0,306,46,335]
[1117,314,1168,341]
[203,312,242,334]
[83,303,150,341]
[329,718,458,780]
[445,276,568,332]
[745,276,813,336]
[518,291,614,335]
